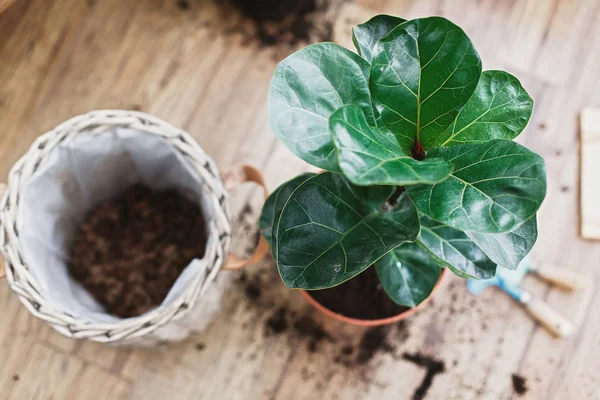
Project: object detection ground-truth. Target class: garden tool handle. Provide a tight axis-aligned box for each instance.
[529,261,589,291]
[0,183,5,280]
[221,165,269,271]
[519,291,574,338]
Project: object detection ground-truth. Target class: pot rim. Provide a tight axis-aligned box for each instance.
[299,268,448,327]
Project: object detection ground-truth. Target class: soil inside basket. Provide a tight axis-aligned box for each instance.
[306,266,411,320]
[68,184,208,318]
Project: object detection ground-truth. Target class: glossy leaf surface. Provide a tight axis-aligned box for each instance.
[269,43,374,171]
[275,172,420,289]
[407,140,546,233]
[418,214,496,279]
[431,70,534,148]
[370,17,482,153]
[465,216,537,270]
[352,14,406,63]
[375,243,442,307]
[329,105,453,186]
[259,173,316,252]
[375,242,441,307]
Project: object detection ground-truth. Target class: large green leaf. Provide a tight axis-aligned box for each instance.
[329,105,453,186]
[429,70,534,148]
[259,173,316,250]
[352,14,406,63]
[418,214,496,279]
[269,43,375,171]
[275,172,420,289]
[407,140,546,233]
[465,215,537,270]
[370,17,482,153]
[374,242,441,307]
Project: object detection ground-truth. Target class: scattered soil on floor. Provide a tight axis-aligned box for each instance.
[307,266,411,320]
[177,0,191,11]
[356,326,394,365]
[228,0,338,46]
[231,0,314,22]
[68,184,207,318]
[263,306,333,352]
[233,250,527,395]
[266,307,288,334]
[340,345,353,356]
[237,254,416,370]
[243,274,262,301]
[195,343,205,351]
[293,315,333,352]
[402,352,446,400]
[512,374,528,396]
[259,297,411,364]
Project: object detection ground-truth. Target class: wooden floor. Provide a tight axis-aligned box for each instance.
[1,0,600,399]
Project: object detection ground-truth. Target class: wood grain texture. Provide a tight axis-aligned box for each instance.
[0,0,16,15]
[0,0,599,399]
[581,108,600,239]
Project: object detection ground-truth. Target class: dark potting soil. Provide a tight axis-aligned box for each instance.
[307,266,411,320]
[402,352,446,400]
[511,374,528,396]
[229,0,332,46]
[263,306,334,353]
[293,315,332,352]
[68,184,207,318]
[230,0,315,22]
[355,326,394,365]
[266,307,288,334]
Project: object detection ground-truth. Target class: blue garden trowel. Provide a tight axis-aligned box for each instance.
[467,258,582,338]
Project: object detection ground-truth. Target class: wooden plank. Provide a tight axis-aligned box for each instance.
[7,342,130,400]
[37,323,80,353]
[77,341,123,371]
[129,352,200,400]
[544,287,600,400]
[580,108,600,239]
[185,44,273,168]
[111,350,148,381]
[497,0,559,73]
[575,8,600,97]
[0,285,44,400]
[0,0,17,16]
[533,0,599,86]
[0,0,89,179]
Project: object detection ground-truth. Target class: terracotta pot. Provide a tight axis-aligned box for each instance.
[300,268,448,327]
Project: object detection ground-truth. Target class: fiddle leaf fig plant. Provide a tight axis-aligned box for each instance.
[260,15,546,308]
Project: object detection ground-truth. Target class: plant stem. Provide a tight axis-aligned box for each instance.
[385,186,406,210]
[412,140,425,161]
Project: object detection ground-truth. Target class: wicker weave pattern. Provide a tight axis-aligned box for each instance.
[0,110,232,343]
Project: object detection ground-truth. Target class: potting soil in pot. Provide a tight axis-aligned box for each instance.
[68,184,208,318]
[307,266,410,320]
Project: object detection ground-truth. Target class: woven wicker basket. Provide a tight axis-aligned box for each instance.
[0,110,267,345]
